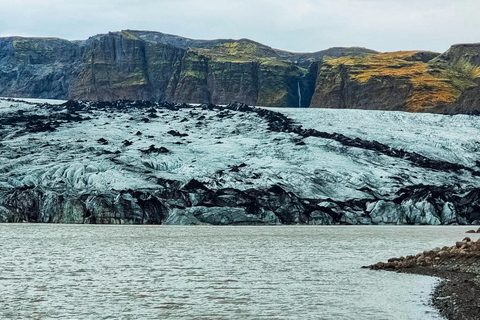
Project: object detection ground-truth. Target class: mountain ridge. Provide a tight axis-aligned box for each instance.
[1,30,480,113]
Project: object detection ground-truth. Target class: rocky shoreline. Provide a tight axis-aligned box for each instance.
[363,236,480,319]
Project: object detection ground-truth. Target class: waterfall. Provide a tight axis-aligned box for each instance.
[297,81,302,107]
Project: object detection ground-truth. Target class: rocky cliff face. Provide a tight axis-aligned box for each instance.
[173,41,311,107]
[2,30,480,113]
[0,37,82,99]
[311,47,480,113]
[0,30,374,107]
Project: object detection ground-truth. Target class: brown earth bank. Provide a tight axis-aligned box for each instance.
[363,236,480,319]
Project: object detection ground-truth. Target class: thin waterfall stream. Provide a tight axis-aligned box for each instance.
[297,81,302,107]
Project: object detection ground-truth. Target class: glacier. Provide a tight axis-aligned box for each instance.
[0,98,479,224]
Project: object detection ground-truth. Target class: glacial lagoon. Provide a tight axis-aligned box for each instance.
[1,225,475,319]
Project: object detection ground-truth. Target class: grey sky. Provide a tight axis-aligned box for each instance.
[0,0,479,53]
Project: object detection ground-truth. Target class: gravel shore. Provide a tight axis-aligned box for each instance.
[403,267,480,320]
[363,237,480,320]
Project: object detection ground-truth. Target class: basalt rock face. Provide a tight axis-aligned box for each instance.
[69,32,184,102]
[0,37,82,99]
[1,99,480,225]
[3,31,480,113]
[311,47,480,113]
[0,30,375,107]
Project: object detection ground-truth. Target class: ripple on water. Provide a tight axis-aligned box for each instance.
[0,225,472,319]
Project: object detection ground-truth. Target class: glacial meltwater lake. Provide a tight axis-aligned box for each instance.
[1,225,476,319]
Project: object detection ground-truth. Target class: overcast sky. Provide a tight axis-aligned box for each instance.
[0,0,479,53]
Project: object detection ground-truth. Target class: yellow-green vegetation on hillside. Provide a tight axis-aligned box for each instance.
[177,51,208,81]
[471,66,480,79]
[12,38,61,66]
[12,37,59,49]
[119,30,139,40]
[193,42,259,63]
[112,71,148,88]
[179,42,309,106]
[192,41,307,72]
[182,70,206,79]
[324,51,479,112]
[257,88,288,106]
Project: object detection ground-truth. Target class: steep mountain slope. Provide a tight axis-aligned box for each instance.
[0,37,82,99]
[1,98,480,224]
[311,46,480,113]
[2,30,480,113]
[0,30,374,107]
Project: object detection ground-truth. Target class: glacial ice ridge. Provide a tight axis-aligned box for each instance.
[0,98,479,225]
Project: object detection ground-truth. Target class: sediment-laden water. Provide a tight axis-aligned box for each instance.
[1,225,474,319]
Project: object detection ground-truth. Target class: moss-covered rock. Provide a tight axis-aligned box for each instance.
[173,39,315,106]
[311,47,480,113]
[0,36,80,99]
[69,32,153,101]
[173,50,210,103]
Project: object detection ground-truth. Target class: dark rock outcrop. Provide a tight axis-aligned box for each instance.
[364,237,480,272]
[2,177,480,225]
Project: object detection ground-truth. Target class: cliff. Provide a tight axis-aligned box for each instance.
[0,37,82,99]
[2,30,480,113]
[0,30,374,107]
[311,46,480,113]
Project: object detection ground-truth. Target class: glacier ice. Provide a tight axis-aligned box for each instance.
[0,98,479,224]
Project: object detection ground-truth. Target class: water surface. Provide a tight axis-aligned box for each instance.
[1,225,475,319]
